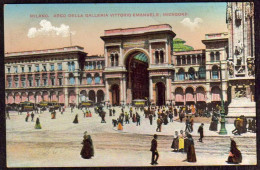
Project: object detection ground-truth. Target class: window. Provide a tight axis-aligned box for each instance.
[28,76,33,87]
[15,81,19,88]
[216,52,220,61]
[115,54,119,66]
[212,65,219,79]
[36,79,40,87]
[110,55,114,66]
[177,56,181,66]
[178,69,185,81]
[51,78,55,86]
[87,74,92,85]
[50,64,54,71]
[197,56,201,65]
[210,52,214,62]
[14,76,19,87]
[43,79,47,86]
[58,63,62,71]
[69,76,75,85]
[192,56,196,64]
[22,81,26,87]
[68,62,71,71]
[95,74,100,84]
[59,78,62,86]
[71,62,75,71]
[202,55,206,65]
[182,56,186,65]
[15,66,18,73]
[43,65,47,72]
[160,51,164,63]
[187,56,191,65]
[7,68,10,73]
[8,79,12,88]
[188,68,195,80]
[36,65,40,72]
[28,66,32,72]
[155,51,159,64]
[198,67,206,79]
[29,80,32,87]
[21,67,24,73]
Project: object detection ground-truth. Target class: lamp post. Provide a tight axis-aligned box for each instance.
[219,61,227,135]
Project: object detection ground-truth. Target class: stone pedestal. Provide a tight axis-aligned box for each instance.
[227,97,255,118]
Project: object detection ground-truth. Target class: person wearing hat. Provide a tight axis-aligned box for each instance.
[35,116,42,129]
[198,123,204,142]
[125,112,129,124]
[150,134,159,165]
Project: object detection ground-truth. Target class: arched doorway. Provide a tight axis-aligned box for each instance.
[111,84,120,106]
[126,51,149,101]
[156,82,165,106]
[80,90,87,102]
[89,90,95,103]
[28,92,35,103]
[21,92,27,102]
[14,92,20,104]
[175,87,184,105]
[97,90,104,103]
[68,91,76,105]
[35,92,42,103]
[185,87,195,105]
[58,91,64,104]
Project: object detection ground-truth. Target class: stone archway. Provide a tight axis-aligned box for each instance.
[156,82,165,106]
[97,90,104,103]
[111,84,120,106]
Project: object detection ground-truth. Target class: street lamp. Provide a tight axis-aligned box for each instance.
[219,61,227,135]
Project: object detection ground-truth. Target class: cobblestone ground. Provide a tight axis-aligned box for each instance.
[6,106,257,167]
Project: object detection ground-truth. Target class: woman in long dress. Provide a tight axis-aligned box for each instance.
[171,131,179,152]
[35,117,42,129]
[186,134,196,162]
[80,131,94,159]
[73,114,79,124]
[227,138,242,164]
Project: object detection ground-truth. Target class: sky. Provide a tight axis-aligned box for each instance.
[4,3,228,55]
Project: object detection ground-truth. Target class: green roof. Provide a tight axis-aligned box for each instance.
[173,38,194,52]
[133,52,148,63]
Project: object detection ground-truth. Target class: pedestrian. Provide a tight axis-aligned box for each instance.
[180,110,184,123]
[118,121,123,130]
[232,118,241,135]
[101,112,106,123]
[6,110,10,120]
[35,116,42,129]
[125,112,129,124]
[80,131,94,159]
[209,113,219,131]
[73,114,79,124]
[150,134,159,165]
[248,119,252,132]
[171,131,179,152]
[198,123,204,142]
[156,117,162,132]
[31,112,35,122]
[130,109,133,118]
[149,114,153,125]
[185,116,191,132]
[190,117,194,132]
[132,113,136,123]
[136,113,141,126]
[174,107,177,117]
[113,108,115,116]
[226,137,242,164]
[186,134,196,162]
[71,106,73,113]
[25,112,30,122]
[112,119,118,127]
[109,109,112,116]
[169,112,173,122]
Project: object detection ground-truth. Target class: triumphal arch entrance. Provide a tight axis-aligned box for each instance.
[101,24,176,105]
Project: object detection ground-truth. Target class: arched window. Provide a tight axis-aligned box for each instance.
[198,66,206,79]
[69,73,75,85]
[212,65,219,79]
[216,52,220,61]
[210,52,214,62]
[188,67,195,80]
[87,74,92,85]
[85,62,89,70]
[110,54,114,66]
[197,55,201,64]
[178,68,185,81]
[115,54,119,66]
[160,50,164,63]
[192,55,196,64]
[94,73,100,84]
[155,51,159,64]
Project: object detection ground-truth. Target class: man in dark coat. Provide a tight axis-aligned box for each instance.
[198,123,204,142]
[185,116,191,132]
[209,113,219,131]
[136,113,141,126]
[31,112,35,122]
[73,114,79,124]
[113,108,115,116]
[186,134,196,162]
[150,134,159,165]
[80,131,94,159]
[149,114,153,125]
[109,109,112,116]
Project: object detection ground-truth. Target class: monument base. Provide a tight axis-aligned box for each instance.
[227,97,255,118]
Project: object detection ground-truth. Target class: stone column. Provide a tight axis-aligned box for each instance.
[120,45,123,66]
[149,43,152,65]
[166,77,170,102]
[120,78,123,104]
[206,83,211,103]
[105,47,108,67]
[75,88,79,106]
[105,79,109,103]
[165,42,169,63]
[123,76,126,104]
[149,77,153,101]
[64,88,68,107]
[196,54,198,64]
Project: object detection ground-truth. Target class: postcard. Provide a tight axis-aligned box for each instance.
[4,2,256,167]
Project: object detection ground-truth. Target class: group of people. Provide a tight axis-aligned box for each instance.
[232,115,256,135]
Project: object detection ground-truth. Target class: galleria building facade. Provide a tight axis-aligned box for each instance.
[5,2,255,117]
